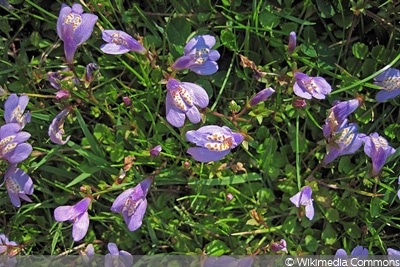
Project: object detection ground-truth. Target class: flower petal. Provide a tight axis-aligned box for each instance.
[72,211,89,241]
[375,89,400,103]
[190,61,219,75]
[110,188,135,213]
[181,82,209,108]
[166,94,185,128]
[123,199,147,231]
[187,147,230,162]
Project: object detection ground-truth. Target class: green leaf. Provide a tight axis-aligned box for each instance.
[305,235,318,252]
[165,17,191,46]
[341,221,362,239]
[301,44,317,57]
[370,197,385,218]
[204,240,230,255]
[352,42,369,60]
[220,29,237,51]
[335,197,359,217]
[322,223,337,245]
[75,109,105,157]
[316,0,336,18]
[325,208,339,223]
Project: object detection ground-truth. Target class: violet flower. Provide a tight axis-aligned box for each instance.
[110,177,152,231]
[288,31,296,54]
[361,133,396,176]
[185,125,244,162]
[388,248,400,256]
[322,98,361,139]
[4,164,33,207]
[80,244,95,264]
[289,186,314,220]
[293,72,332,99]
[4,94,31,129]
[165,78,209,128]
[322,123,363,165]
[105,243,133,267]
[85,62,98,84]
[398,176,400,200]
[171,35,220,75]
[374,68,400,102]
[0,234,18,255]
[54,197,91,242]
[0,123,32,164]
[100,30,146,55]
[149,145,162,157]
[48,108,71,145]
[249,87,275,107]
[270,239,288,253]
[335,246,368,256]
[57,3,98,64]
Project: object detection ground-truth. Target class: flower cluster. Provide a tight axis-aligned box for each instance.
[321,98,396,177]
[0,94,33,207]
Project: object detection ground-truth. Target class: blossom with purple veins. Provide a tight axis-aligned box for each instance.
[4,94,31,129]
[322,98,361,139]
[100,30,146,55]
[0,123,32,164]
[171,35,220,75]
[361,133,396,176]
[290,186,314,220]
[165,78,209,128]
[57,3,98,64]
[54,197,91,242]
[105,243,133,267]
[270,239,288,253]
[288,31,296,54]
[48,108,71,145]
[47,71,72,99]
[4,164,33,207]
[110,177,152,231]
[293,72,332,99]
[185,125,244,162]
[374,68,400,102]
[149,145,162,157]
[322,123,363,165]
[249,87,275,107]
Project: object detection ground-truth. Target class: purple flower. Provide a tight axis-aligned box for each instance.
[249,87,275,106]
[165,78,209,128]
[322,123,363,165]
[0,234,18,266]
[185,125,244,162]
[4,164,33,207]
[105,243,133,267]
[374,68,400,102]
[288,31,296,54]
[57,3,98,64]
[293,99,307,108]
[48,108,71,145]
[122,96,132,106]
[4,94,31,129]
[54,197,91,242]
[335,246,368,256]
[322,98,361,139]
[0,123,32,164]
[85,62,98,84]
[100,30,146,55]
[149,145,162,157]
[270,239,288,253]
[290,186,314,220]
[293,72,332,99]
[80,244,95,264]
[110,177,152,231]
[361,133,396,176]
[388,248,400,256]
[171,35,220,75]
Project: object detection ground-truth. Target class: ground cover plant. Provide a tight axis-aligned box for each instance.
[0,0,399,261]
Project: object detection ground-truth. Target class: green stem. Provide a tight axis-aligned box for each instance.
[210,55,235,111]
[296,114,301,191]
